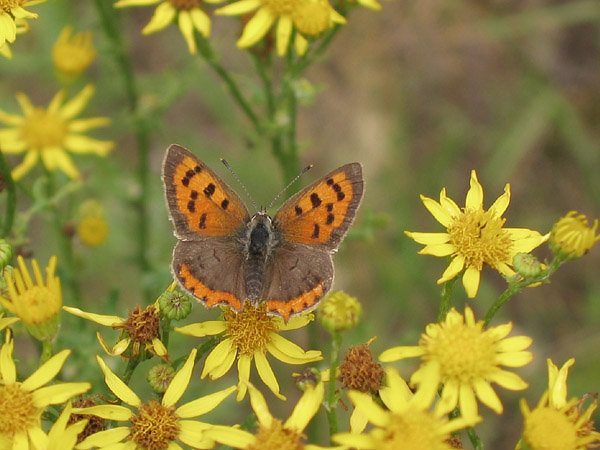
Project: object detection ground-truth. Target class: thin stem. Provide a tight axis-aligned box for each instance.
[484,257,564,327]
[122,355,141,385]
[325,332,342,440]
[195,34,263,134]
[438,276,457,322]
[40,340,54,365]
[93,0,152,299]
[467,426,484,450]
[0,149,16,238]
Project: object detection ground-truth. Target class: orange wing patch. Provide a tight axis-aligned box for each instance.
[173,156,248,236]
[277,171,356,245]
[266,282,325,321]
[179,263,243,311]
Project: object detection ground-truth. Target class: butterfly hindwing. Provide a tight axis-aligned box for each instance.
[273,163,364,250]
[172,239,247,312]
[162,144,250,241]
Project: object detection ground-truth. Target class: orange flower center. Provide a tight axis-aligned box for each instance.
[247,419,303,450]
[129,399,180,450]
[224,301,277,355]
[20,107,67,149]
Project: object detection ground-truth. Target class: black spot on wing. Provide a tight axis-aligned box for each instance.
[312,223,320,239]
[310,193,321,208]
[204,183,216,198]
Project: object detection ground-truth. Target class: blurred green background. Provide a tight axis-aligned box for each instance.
[2,0,600,447]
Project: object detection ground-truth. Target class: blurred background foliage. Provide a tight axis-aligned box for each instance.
[1,0,600,447]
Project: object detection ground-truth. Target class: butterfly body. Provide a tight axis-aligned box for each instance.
[163,144,363,321]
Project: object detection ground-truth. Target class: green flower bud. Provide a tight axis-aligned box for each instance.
[317,290,362,333]
[158,288,192,321]
[148,363,176,394]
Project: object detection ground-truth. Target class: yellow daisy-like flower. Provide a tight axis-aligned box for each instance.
[114,0,218,54]
[74,350,237,450]
[379,306,533,420]
[0,255,62,342]
[549,211,600,260]
[517,358,600,450]
[334,367,480,450]
[0,84,114,180]
[176,301,322,401]
[52,25,96,82]
[0,0,45,47]
[206,380,336,450]
[215,0,345,56]
[405,170,549,298]
[0,332,91,450]
[63,304,169,361]
[0,16,29,59]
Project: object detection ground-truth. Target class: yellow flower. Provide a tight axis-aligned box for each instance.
[380,306,533,421]
[74,350,237,450]
[0,84,113,180]
[0,255,62,342]
[0,331,91,449]
[317,290,362,333]
[0,16,29,59]
[215,0,345,56]
[52,25,96,82]
[46,402,89,450]
[176,301,322,400]
[334,367,480,449]
[63,304,169,361]
[0,0,46,47]
[206,381,334,450]
[77,200,108,247]
[114,0,218,54]
[517,358,600,450]
[549,211,600,260]
[405,170,549,298]
[0,313,19,331]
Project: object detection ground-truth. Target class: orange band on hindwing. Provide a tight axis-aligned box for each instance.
[179,263,243,311]
[266,283,325,321]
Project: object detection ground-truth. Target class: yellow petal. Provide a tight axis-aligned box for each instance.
[277,312,313,331]
[418,243,456,257]
[176,385,237,418]
[68,117,111,132]
[204,425,255,448]
[236,354,251,401]
[163,349,196,407]
[488,369,528,390]
[0,337,16,383]
[462,265,481,298]
[347,391,387,427]
[236,6,275,48]
[76,427,131,449]
[333,432,376,449]
[41,147,80,179]
[378,345,424,362]
[247,381,273,427]
[190,8,210,37]
[349,407,368,434]
[32,382,91,407]
[458,383,478,420]
[266,333,322,364]
[63,134,114,155]
[436,379,459,416]
[178,10,197,53]
[276,15,292,56]
[437,255,465,284]
[59,84,94,119]
[496,351,534,368]
[489,184,511,218]
[115,0,162,6]
[62,306,124,326]
[11,150,39,180]
[254,350,285,400]
[178,421,214,449]
[294,33,308,55]
[97,356,141,407]
[22,349,70,391]
[405,231,450,245]
[142,1,176,34]
[72,404,134,421]
[474,379,503,414]
[465,170,484,210]
[201,338,236,379]
[175,320,226,337]
[285,383,324,431]
[421,195,452,228]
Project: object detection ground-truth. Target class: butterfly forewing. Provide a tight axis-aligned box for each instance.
[273,163,364,250]
[163,144,250,241]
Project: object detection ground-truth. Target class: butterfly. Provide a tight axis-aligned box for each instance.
[162,144,364,321]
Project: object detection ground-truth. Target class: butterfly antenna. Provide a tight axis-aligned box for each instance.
[220,159,259,212]
[267,164,313,210]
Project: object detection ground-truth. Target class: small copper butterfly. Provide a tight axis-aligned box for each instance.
[162,144,364,321]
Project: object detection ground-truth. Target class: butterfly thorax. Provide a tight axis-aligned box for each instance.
[244,213,279,304]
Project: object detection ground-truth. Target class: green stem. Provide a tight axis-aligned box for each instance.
[93,0,152,298]
[195,34,263,134]
[122,355,141,385]
[40,340,53,365]
[44,171,81,307]
[291,25,343,77]
[438,276,457,322]
[326,332,342,440]
[467,426,484,450]
[161,317,171,351]
[484,257,564,327]
[0,149,16,238]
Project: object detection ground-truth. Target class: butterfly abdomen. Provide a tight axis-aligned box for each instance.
[245,214,277,304]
